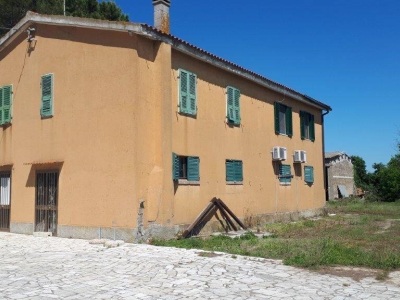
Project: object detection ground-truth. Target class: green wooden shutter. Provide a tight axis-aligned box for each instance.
[0,87,3,125]
[227,87,235,122]
[179,69,188,114]
[286,106,292,137]
[226,160,235,181]
[188,72,197,115]
[300,111,305,140]
[41,74,53,117]
[235,160,243,181]
[279,164,291,183]
[187,156,200,181]
[304,166,314,183]
[172,153,180,180]
[310,114,315,141]
[274,102,280,134]
[234,88,240,125]
[2,85,12,124]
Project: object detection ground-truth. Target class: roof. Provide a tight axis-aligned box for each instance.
[0,12,332,112]
[325,152,346,159]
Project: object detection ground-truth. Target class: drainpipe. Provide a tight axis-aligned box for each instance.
[322,109,330,201]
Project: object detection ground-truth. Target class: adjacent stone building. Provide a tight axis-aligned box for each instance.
[325,152,355,200]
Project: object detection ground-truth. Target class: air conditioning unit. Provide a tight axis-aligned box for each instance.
[294,150,307,163]
[272,147,287,161]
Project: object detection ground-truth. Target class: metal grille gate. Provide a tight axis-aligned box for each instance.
[0,172,11,231]
[35,171,58,234]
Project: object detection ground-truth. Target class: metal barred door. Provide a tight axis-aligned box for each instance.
[0,172,11,231]
[35,171,58,234]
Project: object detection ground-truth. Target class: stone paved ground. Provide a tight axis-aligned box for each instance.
[0,232,399,299]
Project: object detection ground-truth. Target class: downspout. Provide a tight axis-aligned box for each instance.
[322,109,330,201]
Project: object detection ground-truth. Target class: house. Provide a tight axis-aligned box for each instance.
[325,152,355,200]
[0,1,331,241]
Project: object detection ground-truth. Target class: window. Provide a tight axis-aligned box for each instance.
[300,111,315,141]
[279,164,292,184]
[0,85,12,125]
[41,73,54,118]
[172,153,199,181]
[226,160,243,182]
[304,166,314,184]
[274,102,292,137]
[178,69,197,115]
[227,86,240,125]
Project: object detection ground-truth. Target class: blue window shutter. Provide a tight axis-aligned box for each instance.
[41,74,54,117]
[310,114,315,141]
[300,111,305,140]
[226,160,235,181]
[188,72,197,115]
[235,160,243,181]
[274,102,280,134]
[179,69,188,114]
[286,106,292,137]
[280,164,291,183]
[234,88,240,125]
[187,156,200,181]
[0,87,3,125]
[227,87,235,122]
[2,85,12,124]
[172,153,179,180]
[305,166,314,183]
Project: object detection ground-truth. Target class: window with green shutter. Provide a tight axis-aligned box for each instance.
[304,166,314,184]
[226,160,243,182]
[279,164,292,184]
[172,153,200,182]
[41,73,54,118]
[0,85,13,125]
[227,86,240,125]
[178,69,197,116]
[274,102,293,137]
[300,111,315,141]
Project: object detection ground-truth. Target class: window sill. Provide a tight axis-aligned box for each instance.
[226,181,243,185]
[280,182,292,186]
[178,111,197,117]
[177,179,200,185]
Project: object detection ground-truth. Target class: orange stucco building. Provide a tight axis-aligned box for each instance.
[0,6,331,241]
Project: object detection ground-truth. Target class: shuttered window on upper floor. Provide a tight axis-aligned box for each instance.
[274,102,292,137]
[227,86,240,125]
[0,85,13,125]
[300,111,315,141]
[178,69,197,116]
[41,73,54,118]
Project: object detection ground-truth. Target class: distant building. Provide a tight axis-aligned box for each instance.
[325,152,355,200]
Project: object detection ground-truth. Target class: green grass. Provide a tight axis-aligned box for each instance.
[151,198,400,270]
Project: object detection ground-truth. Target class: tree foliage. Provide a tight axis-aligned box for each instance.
[0,0,128,37]
[351,155,370,191]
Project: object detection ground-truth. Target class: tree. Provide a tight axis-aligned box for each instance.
[351,155,370,191]
[0,0,128,37]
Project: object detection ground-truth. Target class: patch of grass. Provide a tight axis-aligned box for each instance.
[151,199,400,271]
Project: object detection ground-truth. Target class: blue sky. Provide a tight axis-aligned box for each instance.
[115,0,400,171]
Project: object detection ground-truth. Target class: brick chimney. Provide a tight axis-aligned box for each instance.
[152,0,170,33]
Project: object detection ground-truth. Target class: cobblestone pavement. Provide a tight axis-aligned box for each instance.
[0,232,399,299]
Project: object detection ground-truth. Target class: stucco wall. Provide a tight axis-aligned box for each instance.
[0,25,171,236]
[170,51,326,226]
[0,23,327,239]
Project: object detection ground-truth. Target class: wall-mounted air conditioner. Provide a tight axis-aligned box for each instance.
[293,150,307,163]
[272,147,287,161]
